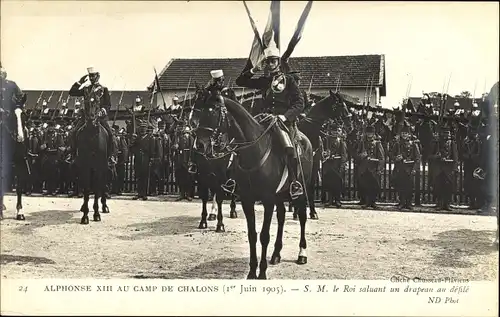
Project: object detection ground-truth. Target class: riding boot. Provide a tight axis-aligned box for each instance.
[221,178,236,194]
[287,154,303,200]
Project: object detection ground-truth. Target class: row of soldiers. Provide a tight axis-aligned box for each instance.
[18,92,496,214]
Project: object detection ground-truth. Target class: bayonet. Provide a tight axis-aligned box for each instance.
[307,75,314,96]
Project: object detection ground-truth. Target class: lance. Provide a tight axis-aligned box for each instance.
[113,89,125,126]
[179,77,192,119]
[307,75,314,96]
[367,74,375,106]
[153,67,167,111]
[335,74,342,93]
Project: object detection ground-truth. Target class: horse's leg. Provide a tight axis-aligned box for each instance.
[93,192,101,222]
[241,200,258,279]
[270,201,286,265]
[198,184,209,229]
[15,165,25,221]
[208,192,217,221]
[229,195,238,219]
[101,194,110,213]
[215,193,225,233]
[80,190,90,224]
[292,198,298,220]
[296,197,308,265]
[257,201,274,280]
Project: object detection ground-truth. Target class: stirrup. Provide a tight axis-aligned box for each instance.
[221,179,236,194]
[188,163,197,174]
[289,181,304,200]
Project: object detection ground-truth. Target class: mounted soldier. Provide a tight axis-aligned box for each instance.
[390,125,421,210]
[68,66,115,162]
[234,45,305,199]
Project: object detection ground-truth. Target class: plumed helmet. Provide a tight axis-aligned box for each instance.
[264,46,280,59]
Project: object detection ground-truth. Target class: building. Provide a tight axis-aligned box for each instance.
[150,54,386,107]
[23,90,151,128]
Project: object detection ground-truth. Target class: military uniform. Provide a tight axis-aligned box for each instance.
[235,47,305,199]
[321,122,348,208]
[356,125,385,208]
[149,127,164,196]
[130,121,154,200]
[460,127,483,209]
[26,125,43,194]
[40,122,64,195]
[428,127,458,210]
[68,66,115,158]
[112,127,129,195]
[157,121,170,195]
[390,125,421,210]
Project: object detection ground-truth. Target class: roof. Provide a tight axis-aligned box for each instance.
[153,54,386,95]
[23,90,151,111]
[407,95,483,111]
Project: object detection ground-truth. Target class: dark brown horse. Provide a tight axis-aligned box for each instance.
[190,88,238,232]
[0,100,29,221]
[192,95,314,279]
[75,94,110,224]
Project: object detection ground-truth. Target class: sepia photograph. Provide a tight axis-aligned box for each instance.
[1,0,498,315]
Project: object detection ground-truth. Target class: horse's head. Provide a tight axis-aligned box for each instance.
[191,87,230,158]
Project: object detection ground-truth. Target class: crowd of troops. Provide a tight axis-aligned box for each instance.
[2,64,498,214]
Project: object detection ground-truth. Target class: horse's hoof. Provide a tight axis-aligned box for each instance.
[246,272,257,280]
[93,213,101,222]
[16,214,26,221]
[310,212,319,220]
[296,256,308,265]
[208,214,216,221]
[257,273,267,280]
[230,211,238,219]
[102,206,110,214]
[216,224,225,233]
[81,217,89,225]
[270,254,281,265]
[198,222,207,229]
[292,214,298,221]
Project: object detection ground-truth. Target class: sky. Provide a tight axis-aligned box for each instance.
[1,0,499,107]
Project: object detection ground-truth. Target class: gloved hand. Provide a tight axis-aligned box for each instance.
[278,115,287,122]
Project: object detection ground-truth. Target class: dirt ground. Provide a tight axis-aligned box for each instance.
[1,195,498,280]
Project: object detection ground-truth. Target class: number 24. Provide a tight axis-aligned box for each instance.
[18,286,28,293]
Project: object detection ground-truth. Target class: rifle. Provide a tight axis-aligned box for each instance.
[51,91,64,121]
[29,91,44,120]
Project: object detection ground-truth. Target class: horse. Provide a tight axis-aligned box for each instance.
[74,96,110,224]
[296,90,352,219]
[0,102,29,221]
[192,95,314,279]
[189,88,239,232]
[172,121,196,201]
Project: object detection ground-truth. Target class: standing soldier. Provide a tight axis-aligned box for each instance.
[321,122,348,208]
[149,124,164,196]
[428,123,458,211]
[157,120,170,195]
[40,122,64,196]
[390,125,421,210]
[130,121,154,200]
[357,125,385,208]
[461,126,483,209]
[234,45,305,199]
[112,126,129,196]
[57,124,72,195]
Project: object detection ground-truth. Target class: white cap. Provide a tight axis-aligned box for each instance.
[55,124,61,130]
[135,97,141,103]
[43,123,48,129]
[75,100,81,106]
[87,66,97,74]
[62,102,67,107]
[264,46,280,59]
[173,95,179,101]
[67,125,73,130]
[472,103,478,108]
[42,100,47,106]
[210,69,224,79]
[454,101,460,107]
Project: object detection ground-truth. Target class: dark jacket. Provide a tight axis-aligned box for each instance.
[235,65,304,122]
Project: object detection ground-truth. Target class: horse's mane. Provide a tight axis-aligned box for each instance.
[222,97,263,132]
